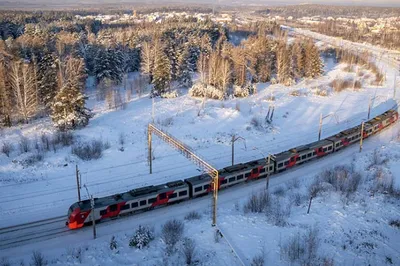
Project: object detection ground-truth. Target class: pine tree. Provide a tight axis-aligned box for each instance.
[51,81,91,130]
[37,53,58,109]
[305,41,323,79]
[94,48,124,84]
[152,51,171,96]
[277,43,293,86]
[176,47,192,88]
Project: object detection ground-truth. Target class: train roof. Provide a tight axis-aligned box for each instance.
[184,174,212,185]
[274,139,332,162]
[78,180,188,211]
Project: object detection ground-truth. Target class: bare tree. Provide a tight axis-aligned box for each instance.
[181,238,196,265]
[219,58,231,94]
[9,60,37,123]
[141,41,153,81]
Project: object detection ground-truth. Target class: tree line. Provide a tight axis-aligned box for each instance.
[0,11,323,130]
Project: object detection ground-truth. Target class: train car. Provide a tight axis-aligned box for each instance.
[274,140,334,172]
[185,158,275,197]
[67,181,189,229]
[185,174,212,198]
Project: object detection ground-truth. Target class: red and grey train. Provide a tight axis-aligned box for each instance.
[67,109,398,229]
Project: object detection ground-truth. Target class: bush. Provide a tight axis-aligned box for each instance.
[1,142,13,157]
[30,251,47,266]
[389,220,400,228]
[233,85,249,98]
[19,136,30,153]
[330,79,353,92]
[250,116,264,130]
[251,254,265,266]
[161,90,178,99]
[318,165,361,195]
[273,186,286,197]
[0,257,10,266]
[268,197,290,227]
[21,153,44,167]
[289,90,301,97]
[280,227,319,264]
[162,219,184,254]
[181,238,197,265]
[244,190,270,213]
[372,168,395,194]
[129,225,154,249]
[184,211,202,221]
[71,139,110,161]
[53,131,74,147]
[189,83,224,100]
[110,236,117,250]
[290,192,302,207]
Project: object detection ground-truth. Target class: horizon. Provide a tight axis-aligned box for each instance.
[0,0,399,9]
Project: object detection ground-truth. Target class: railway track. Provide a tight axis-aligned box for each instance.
[0,216,69,250]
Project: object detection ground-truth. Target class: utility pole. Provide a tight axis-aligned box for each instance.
[318,113,323,141]
[368,96,371,120]
[231,135,246,166]
[359,121,365,153]
[76,165,81,202]
[152,97,155,123]
[148,124,152,174]
[90,195,96,239]
[231,135,235,166]
[266,154,271,190]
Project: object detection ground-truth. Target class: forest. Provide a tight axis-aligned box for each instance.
[0,10,325,131]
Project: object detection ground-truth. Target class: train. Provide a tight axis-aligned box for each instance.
[67,108,399,229]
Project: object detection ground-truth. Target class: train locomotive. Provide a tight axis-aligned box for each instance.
[67,109,398,229]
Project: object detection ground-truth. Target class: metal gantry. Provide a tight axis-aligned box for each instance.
[147,123,219,226]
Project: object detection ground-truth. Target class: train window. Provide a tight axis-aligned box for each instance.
[131,202,138,208]
[221,179,228,184]
[140,200,147,206]
[323,148,327,152]
[252,168,259,174]
[159,193,167,200]
[109,204,118,212]
[229,177,235,182]
[296,157,300,162]
[301,155,306,160]
[260,168,266,173]
[204,184,210,190]
[179,191,188,197]
[312,151,316,156]
[245,172,251,178]
[237,174,244,180]
[328,146,332,150]
[278,163,284,168]
[100,209,107,215]
[148,198,156,204]
[169,193,177,199]
[195,186,202,192]
[121,204,130,211]
[307,153,312,158]
[269,166,273,171]
[336,143,340,147]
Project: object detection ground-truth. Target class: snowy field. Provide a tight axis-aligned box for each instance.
[0,30,400,265]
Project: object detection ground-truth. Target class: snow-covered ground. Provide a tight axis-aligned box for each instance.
[0,29,400,265]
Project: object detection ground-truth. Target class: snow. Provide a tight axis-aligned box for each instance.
[0,29,400,265]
